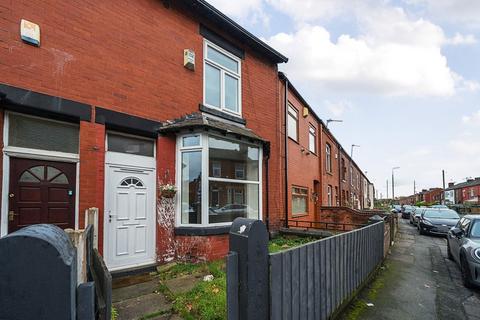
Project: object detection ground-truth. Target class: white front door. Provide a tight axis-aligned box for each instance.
[104,156,156,271]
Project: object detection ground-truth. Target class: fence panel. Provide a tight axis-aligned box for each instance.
[269,221,384,320]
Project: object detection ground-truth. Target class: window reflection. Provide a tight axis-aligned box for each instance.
[208,137,259,181]
[208,181,258,223]
[181,151,202,224]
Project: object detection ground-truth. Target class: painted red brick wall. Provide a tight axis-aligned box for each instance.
[0,1,283,262]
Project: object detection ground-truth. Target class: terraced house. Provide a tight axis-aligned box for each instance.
[0,0,374,272]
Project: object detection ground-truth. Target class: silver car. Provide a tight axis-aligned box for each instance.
[447,215,480,288]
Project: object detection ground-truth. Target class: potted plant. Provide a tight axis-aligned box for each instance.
[159,183,177,198]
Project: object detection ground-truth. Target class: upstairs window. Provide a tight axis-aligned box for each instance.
[350,166,354,186]
[204,41,241,115]
[308,125,316,153]
[327,185,333,206]
[326,143,332,173]
[287,104,298,141]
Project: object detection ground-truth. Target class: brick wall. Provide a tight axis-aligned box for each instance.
[284,86,321,223]
[0,1,282,262]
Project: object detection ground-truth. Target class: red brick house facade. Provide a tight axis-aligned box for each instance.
[0,0,376,271]
[0,0,287,270]
[278,74,374,227]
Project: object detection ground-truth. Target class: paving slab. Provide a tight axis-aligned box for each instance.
[113,279,161,303]
[164,273,204,294]
[113,292,170,320]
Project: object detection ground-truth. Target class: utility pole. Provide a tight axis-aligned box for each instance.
[392,167,400,203]
[386,179,389,199]
[414,180,416,195]
[442,170,446,204]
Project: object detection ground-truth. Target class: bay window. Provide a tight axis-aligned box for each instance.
[204,40,241,115]
[177,133,261,226]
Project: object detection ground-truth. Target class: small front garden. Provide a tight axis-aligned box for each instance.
[158,235,317,319]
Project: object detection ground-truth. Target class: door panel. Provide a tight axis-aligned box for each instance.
[105,163,156,270]
[9,158,76,233]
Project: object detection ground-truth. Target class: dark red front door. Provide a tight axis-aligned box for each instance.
[8,158,76,233]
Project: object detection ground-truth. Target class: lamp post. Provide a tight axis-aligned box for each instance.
[392,167,400,202]
[326,119,343,128]
[351,144,360,158]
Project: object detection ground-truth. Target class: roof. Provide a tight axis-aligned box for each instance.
[278,72,372,184]
[176,0,288,63]
[446,178,480,191]
[158,112,266,143]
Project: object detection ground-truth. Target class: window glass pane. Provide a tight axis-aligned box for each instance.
[51,173,68,184]
[30,166,45,180]
[292,195,307,214]
[292,187,308,214]
[9,114,79,153]
[309,130,315,153]
[208,181,258,223]
[224,74,239,113]
[182,135,200,147]
[108,134,154,157]
[19,171,40,183]
[205,63,221,107]
[181,151,202,224]
[288,113,298,140]
[47,166,61,180]
[208,136,259,181]
[207,46,238,73]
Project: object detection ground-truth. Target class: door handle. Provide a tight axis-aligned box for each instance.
[8,211,18,221]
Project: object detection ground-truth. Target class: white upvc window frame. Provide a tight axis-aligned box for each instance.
[203,39,242,116]
[176,132,262,227]
[325,143,332,173]
[308,125,316,154]
[327,185,333,206]
[287,104,299,141]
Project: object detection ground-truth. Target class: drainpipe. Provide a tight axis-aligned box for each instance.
[338,145,342,206]
[283,76,289,228]
[264,142,270,232]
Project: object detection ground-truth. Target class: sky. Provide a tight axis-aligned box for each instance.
[207,0,480,198]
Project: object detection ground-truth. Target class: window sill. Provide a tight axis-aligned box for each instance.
[292,213,309,218]
[326,171,333,176]
[199,104,246,125]
[288,136,300,144]
[174,225,231,236]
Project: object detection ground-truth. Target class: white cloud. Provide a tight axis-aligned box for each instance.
[405,0,480,28]
[462,110,480,124]
[265,5,479,97]
[206,0,269,26]
[445,33,477,45]
[325,100,352,117]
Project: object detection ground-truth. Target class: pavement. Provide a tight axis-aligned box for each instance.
[342,215,480,320]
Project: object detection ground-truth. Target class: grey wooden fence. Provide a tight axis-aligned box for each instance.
[227,218,385,320]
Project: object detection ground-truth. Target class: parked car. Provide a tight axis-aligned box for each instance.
[447,215,480,288]
[391,205,402,213]
[410,207,425,226]
[418,208,460,236]
[401,205,415,219]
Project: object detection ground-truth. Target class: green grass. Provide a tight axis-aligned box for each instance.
[157,236,316,319]
[269,235,317,253]
[158,260,227,320]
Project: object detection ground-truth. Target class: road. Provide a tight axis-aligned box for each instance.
[342,215,480,320]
